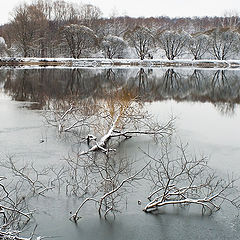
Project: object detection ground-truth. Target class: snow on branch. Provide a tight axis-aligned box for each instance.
[0,175,34,239]
[143,141,240,214]
[0,157,67,239]
[45,88,174,157]
[1,157,54,196]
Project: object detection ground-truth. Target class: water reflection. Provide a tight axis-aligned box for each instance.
[1,68,240,115]
[1,67,240,240]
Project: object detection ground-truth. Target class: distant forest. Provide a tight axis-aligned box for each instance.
[0,0,240,60]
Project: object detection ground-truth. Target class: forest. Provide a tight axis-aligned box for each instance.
[0,0,240,60]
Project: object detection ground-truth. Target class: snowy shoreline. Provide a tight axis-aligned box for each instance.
[1,57,240,69]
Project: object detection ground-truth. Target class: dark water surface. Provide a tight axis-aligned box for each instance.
[0,67,240,239]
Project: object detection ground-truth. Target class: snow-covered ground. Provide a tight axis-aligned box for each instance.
[1,57,240,69]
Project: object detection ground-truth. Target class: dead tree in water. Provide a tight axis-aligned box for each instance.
[69,155,150,222]
[45,88,174,156]
[0,156,67,239]
[143,141,240,214]
[0,175,35,239]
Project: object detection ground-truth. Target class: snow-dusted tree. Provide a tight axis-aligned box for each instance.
[188,33,209,60]
[0,157,56,239]
[62,24,98,58]
[207,28,240,60]
[156,30,189,60]
[107,17,128,37]
[0,37,8,57]
[124,26,155,60]
[144,141,240,214]
[101,35,127,59]
[45,87,173,156]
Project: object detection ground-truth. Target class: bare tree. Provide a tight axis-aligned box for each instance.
[101,35,127,59]
[80,4,102,29]
[207,28,240,60]
[10,3,48,57]
[124,26,155,60]
[0,176,33,224]
[143,141,240,214]
[69,154,149,221]
[51,0,79,23]
[0,157,55,196]
[0,155,67,239]
[34,0,54,21]
[188,33,209,60]
[105,17,128,37]
[221,10,240,29]
[62,24,98,58]
[156,30,189,60]
[0,173,35,240]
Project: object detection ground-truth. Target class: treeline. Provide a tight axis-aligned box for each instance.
[0,0,240,60]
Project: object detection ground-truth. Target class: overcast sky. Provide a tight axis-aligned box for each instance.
[1,0,240,24]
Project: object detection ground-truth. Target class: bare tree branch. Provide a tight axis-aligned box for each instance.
[143,141,240,214]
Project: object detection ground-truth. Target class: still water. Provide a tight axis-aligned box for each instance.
[0,67,240,239]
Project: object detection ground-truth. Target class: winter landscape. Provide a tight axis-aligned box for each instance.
[1,0,240,240]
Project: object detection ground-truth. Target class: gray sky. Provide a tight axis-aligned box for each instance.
[1,0,240,24]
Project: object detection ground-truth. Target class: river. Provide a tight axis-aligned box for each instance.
[0,67,240,239]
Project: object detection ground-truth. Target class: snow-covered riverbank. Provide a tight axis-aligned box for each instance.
[1,57,240,69]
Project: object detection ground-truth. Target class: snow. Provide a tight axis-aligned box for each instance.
[0,37,6,45]
[1,57,240,69]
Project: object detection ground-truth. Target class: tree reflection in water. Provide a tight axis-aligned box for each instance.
[2,67,240,115]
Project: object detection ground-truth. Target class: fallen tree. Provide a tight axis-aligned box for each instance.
[143,141,240,214]
[45,88,174,156]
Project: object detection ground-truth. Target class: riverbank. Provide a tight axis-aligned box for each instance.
[1,57,240,68]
